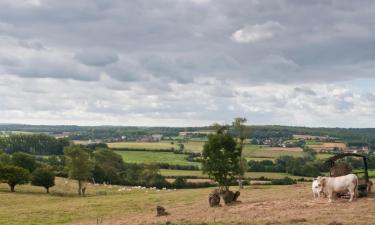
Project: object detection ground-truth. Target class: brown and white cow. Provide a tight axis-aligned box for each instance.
[316,174,358,203]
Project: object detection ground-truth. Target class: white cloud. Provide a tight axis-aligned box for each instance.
[231,21,283,43]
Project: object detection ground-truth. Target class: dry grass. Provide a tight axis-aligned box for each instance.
[77,181,375,225]
[1,178,374,225]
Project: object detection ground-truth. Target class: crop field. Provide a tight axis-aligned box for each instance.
[108,141,204,152]
[114,150,200,166]
[108,141,305,157]
[244,148,304,158]
[160,169,309,180]
[1,177,374,225]
[308,142,347,150]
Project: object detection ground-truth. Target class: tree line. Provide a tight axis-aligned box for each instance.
[0,134,70,155]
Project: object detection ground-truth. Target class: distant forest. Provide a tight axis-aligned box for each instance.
[1,124,375,147]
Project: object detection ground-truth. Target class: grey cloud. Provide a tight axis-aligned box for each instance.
[75,49,119,67]
[294,87,316,96]
[1,0,375,126]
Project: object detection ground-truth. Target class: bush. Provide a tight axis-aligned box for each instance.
[271,177,296,185]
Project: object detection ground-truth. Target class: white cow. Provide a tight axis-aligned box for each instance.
[316,174,358,203]
[312,179,321,199]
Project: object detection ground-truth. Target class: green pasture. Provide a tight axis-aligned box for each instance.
[114,150,200,167]
[108,141,204,152]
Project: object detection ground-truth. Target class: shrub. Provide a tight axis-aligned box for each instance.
[271,177,296,185]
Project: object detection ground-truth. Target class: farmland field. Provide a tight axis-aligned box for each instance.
[108,141,204,152]
[114,150,200,166]
[1,177,374,225]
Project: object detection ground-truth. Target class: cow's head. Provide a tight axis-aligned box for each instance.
[316,176,326,193]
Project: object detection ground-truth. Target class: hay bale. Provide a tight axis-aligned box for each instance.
[233,191,240,201]
[221,190,240,204]
[208,189,221,207]
[330,164,352,177]
[156,206,169,216]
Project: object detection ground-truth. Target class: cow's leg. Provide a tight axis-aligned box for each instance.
[328,191,333,203]
[349,188,354,202]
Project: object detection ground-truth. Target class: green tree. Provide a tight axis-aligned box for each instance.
[0,165,30,192]
[64,146,93,196]
[31,167,55,193]
[232,117,251,189]
[0,151,11,165]
[93,149,125,184]
[11,152,38,172]
[302,146,317,161]
[202,132,241,191]
[173,176,187,188]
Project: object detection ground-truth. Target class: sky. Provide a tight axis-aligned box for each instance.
[1,0,375,127]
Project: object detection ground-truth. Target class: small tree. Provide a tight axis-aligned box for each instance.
[0,165,30,192]
[232,117,251,189]
[202,132,241,191]
[64,146,93,196]
[31,167,55,193]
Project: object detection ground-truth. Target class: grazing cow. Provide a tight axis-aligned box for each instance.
[312,179,320,199]
[316,174,358,203]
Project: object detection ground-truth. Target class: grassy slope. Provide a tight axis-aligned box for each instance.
[1,177,374,225]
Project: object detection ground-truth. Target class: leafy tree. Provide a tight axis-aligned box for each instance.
[11,152,39,172]
[64,146,93,196]
[232,117,251,189]
[140,164,168,188]
[0,151,11,165]
[92,149,125,184]
[302,146,317,161]
[173,177,187,188]
[0,165,30,192]
[202,132,241,191]
[31,167,55,193]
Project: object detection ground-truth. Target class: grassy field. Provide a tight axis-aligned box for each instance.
[108,141,204,152]
[109,141,307,158]
[160,169,310,179]
[1,177,374,225]
[114,150,200,166]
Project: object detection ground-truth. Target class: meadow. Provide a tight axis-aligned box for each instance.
[108,141,204,152]
[0,177,374,225]
[114,150,200,167]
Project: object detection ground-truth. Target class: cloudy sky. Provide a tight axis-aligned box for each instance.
[1,0,375,127]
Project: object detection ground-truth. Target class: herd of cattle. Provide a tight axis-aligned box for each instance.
[312,174,373,202]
